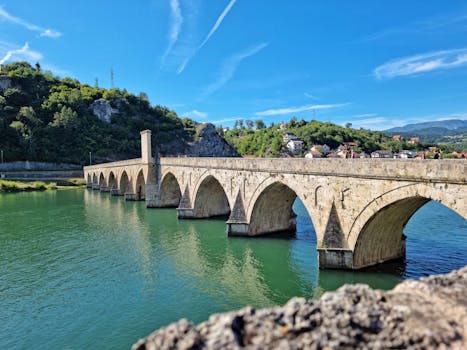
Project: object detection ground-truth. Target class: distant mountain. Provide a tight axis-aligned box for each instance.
[384,119,467,148]
[385,119,467,133]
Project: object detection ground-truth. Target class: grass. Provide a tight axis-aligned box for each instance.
[0,178,86,193]
[0,180,55,192]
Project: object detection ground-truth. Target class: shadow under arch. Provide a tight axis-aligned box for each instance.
[248,181,313,237]
[92,173,98,185]
[193,175,230,218]
[135,169,146,201]
[159,172,182,207]
[352,195,466,269]
[98,172,105,189]
[119,171,130,195]
[108,171,117,191]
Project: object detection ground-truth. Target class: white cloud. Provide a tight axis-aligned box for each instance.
[0,42,42,64]
[187,109,208,118]
[200,42,268,99]
[40,29,62,38]
[374,48,467,79]
[178,0,237,74]
[211,117,240,124]
[0,6,62,38]
[161,0,183,67]
[254,103,347,117]
[304,92,318,100]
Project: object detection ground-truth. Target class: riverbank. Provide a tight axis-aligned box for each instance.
[133,266,467,350]
[0,179,85,193]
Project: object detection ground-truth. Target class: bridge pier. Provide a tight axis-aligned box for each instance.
[100,186,110,192]
[125,193,136,201]
[176,208,194,219]
[145,184,158,208]
[86,183,93,189]
[110,189,121,196]
[92,184,100,190]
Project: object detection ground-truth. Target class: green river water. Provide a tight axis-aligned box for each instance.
[0,189,466,349]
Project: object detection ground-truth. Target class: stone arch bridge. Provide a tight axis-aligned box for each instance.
[84,131,466,269]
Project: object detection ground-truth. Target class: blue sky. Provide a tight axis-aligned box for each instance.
[1,0,467,129]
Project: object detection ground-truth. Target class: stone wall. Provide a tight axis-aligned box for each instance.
[0,161,81,171]
[133,266,467,350]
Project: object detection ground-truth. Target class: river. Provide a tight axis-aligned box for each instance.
[1,189,466,349]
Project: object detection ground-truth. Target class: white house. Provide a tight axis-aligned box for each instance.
[310,144,330,155]
[371,150,393,158]
[305,150,322,159]
[283,133,298,143]
[287,140,303,154]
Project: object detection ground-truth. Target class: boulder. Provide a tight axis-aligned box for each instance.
[187,123,239,157]
[133,266,467,350]
[89,98,118,123]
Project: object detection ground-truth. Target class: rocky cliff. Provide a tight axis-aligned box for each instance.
[187,123,239,157]
[133,266,467,350]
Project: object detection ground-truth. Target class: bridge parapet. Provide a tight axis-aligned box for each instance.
[160,158,466,183]
[84,157,154,172]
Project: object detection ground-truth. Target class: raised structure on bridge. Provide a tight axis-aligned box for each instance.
[84,130,466,270]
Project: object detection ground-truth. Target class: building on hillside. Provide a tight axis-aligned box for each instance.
[398,150,418,159]
[286,139,304,155]
[428,146,438,153]
[279,122,287,130]
[310,144,330,154]
[342,141,359,149]
[392,135,403,141]
[327,152,340,158]
[371,150,394,158]
[305,150,322,159]
[283,133,297,143]
[408,137,420,144]
[337,149,349,158]
[359,152,370,158]
[452,151,467,158]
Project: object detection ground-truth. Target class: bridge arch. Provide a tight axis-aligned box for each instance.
[135,169,146,200]
[192,175,230,218]
[159,172,182,207]
[348,183,466,268]
[98,172,105,188]
[119,171,130,195]
[247,180,306,236]
[92,173,98,185]
[108,171,117,191]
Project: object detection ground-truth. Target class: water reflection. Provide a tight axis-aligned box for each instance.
[0,190,465,350]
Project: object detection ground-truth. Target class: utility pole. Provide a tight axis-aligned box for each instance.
[89,152,92,165]
[110,68,114,88]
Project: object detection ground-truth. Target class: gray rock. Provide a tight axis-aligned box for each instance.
[133,266,467,350]
[0,75,12,91]
[187,123,239,157]
[89,98,118,123]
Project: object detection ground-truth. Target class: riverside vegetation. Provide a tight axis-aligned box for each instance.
[0,178,85,192]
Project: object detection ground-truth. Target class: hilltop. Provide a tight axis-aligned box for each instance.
[220,118,457,158]
[0,62,236,165]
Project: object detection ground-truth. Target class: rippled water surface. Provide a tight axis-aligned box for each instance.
[0,190,466,349]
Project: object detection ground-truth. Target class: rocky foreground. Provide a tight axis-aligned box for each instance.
[133,267,467,350]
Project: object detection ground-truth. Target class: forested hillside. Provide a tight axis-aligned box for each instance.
[221,118,452,157]
[0,62,200,164]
